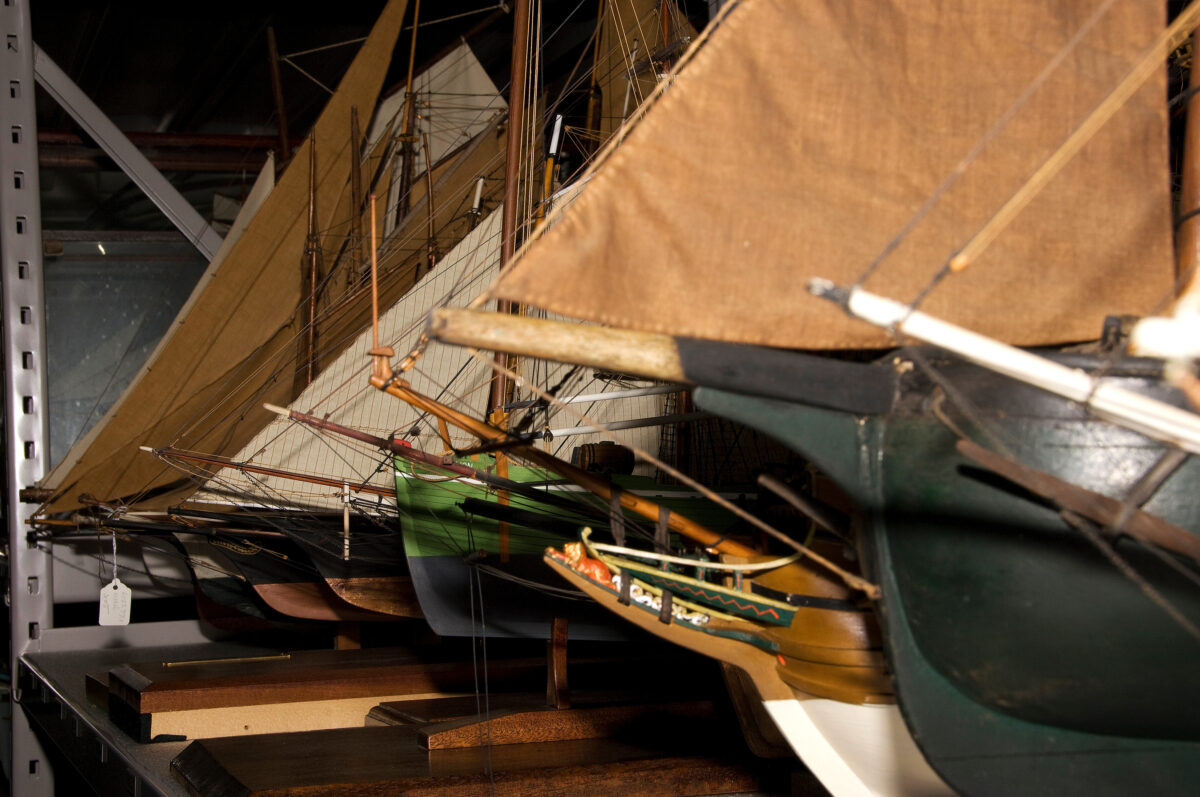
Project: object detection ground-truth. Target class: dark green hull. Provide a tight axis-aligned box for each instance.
[395,455,745,639]
[695,352,1200,795]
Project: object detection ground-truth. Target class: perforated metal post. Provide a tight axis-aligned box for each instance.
[1,1,53,794]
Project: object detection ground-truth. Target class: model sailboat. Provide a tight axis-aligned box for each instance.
[428,0,1200,794]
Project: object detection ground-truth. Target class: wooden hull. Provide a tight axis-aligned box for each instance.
[543,555,950,796]
[694,350,1200,796]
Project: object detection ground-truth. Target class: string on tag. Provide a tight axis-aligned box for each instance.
[99,532,131,626]
[343,482,351,561]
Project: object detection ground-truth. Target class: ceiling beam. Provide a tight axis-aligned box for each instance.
[31,45,224,260]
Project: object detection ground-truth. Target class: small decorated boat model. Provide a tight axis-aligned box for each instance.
[544,531,951,795]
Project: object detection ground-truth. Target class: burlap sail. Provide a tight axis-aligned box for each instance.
[39,0,409,513]
[493,0,1174,350]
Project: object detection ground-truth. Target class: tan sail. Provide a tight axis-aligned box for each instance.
[492,0,1173,350]
[38,0,410,514]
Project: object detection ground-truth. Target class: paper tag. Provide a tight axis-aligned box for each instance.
[99,578,131,626]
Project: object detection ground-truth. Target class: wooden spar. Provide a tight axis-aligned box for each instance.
[301,133,320,388]
[421,131,439,269]
[431,307,690,383]
[370,192,379,349]
[145,446,394,500]
[266,26,291,164]
[366,194,395,368]
[492,0,531,416]
[268,406,611,522]
[1178,34,1200,281]
[369,373,749,559]
[956,439,1200,565]
[490,0,532,561]
[660,0,670,62]
[536,115,563,225]
[349,106,364,290]
[584,0,606,141]
[395,0,422,224]
[369,351,881,596]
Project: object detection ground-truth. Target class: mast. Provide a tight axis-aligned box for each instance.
[491,0,531,418]
[421,131,439,270]
[584,0,606,147]
[348,106,364,290]
[266,26,291,164]
[300,133,320,389]
[395,0,422,224]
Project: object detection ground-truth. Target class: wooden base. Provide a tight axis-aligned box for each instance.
[418,701,714,750]
[106,644,708,743]
[172,715,770,796]
[107,647,553,743]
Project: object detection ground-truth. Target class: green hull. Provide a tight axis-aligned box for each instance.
[394,454,745,638]
[695,353,1200,796]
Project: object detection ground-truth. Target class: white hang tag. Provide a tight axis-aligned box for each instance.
[99,578,131,626]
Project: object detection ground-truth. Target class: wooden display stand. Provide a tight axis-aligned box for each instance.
[171,723,766,796]
[168,620,778,795]
[107,647,553,743]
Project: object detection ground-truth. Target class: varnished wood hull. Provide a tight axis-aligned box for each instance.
[543,555,949,795]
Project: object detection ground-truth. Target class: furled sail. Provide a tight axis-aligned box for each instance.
[38,0,410,513]
[491,0,1173,350]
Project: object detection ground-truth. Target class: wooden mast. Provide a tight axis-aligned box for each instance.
[584,0,606,145]
[348,106,364,289]
[491,0,531,420]
[266,26,291,164]
[300,133,320,389]
[394,0,422,224]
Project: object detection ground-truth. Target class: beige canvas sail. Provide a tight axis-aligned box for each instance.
[38,0,410,514]
[493,0,1174,351]
[193,208,506,512]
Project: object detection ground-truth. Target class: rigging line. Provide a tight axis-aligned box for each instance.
[1129,533,1200,591]
[910,332,1200,622]
[471,563,592,600]
[467,566,496,787]
[286,413,383,486]
[907,344,1018,459]
[34,541,199,587]
[283,37,367,59]
[461,346,881,598]
[474,0,738,311]
[544,4,600,120]
[1061,510,1200,640]
[280,56,335,95]
[851,0,1119,291]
